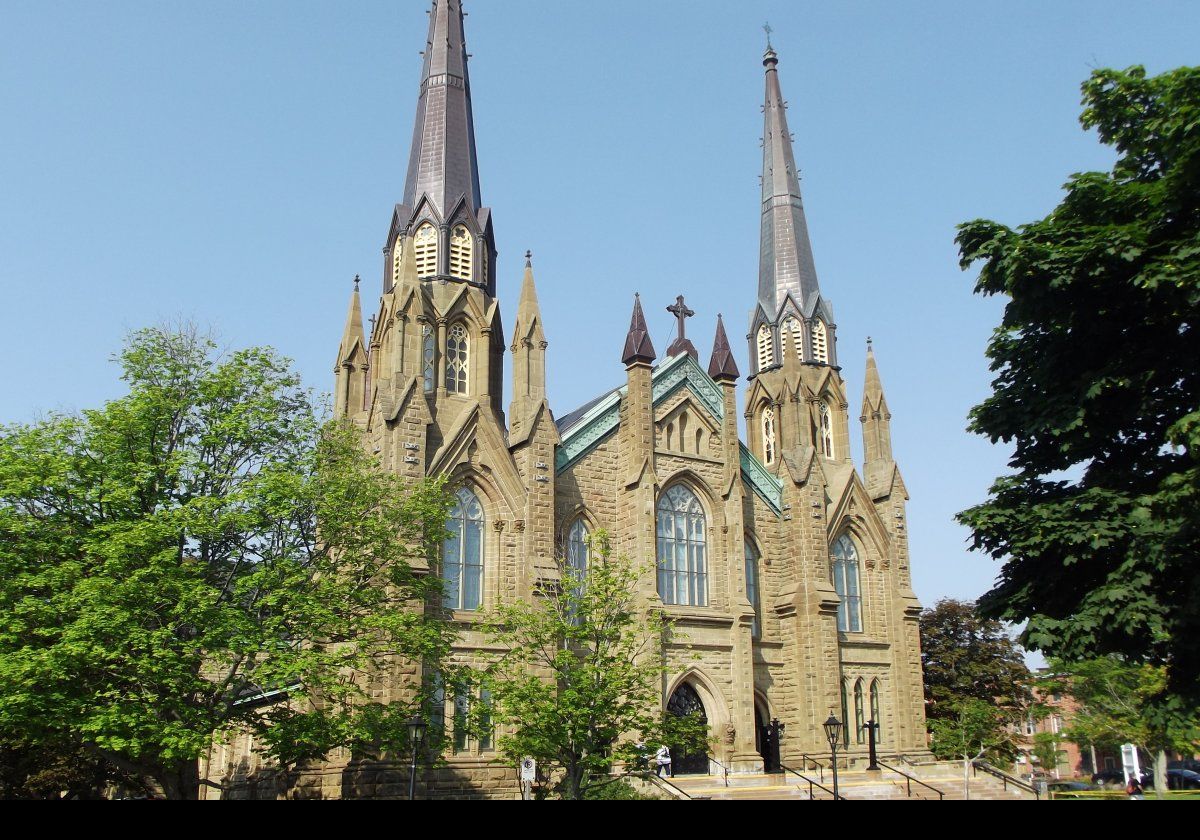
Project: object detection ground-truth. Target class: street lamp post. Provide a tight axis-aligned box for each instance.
[823,714,844,801]
[407,715,427,801]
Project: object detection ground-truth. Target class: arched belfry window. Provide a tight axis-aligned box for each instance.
[745,539,762,639]
[761,407,777,467]
[783,317,804,360]
[811,319,829,365]
[566,518,589,584]
[393,239,404,286]
[832,534,862,633]
[444,487,484,611]
[445,323,469,395]
[449,225,474,282]
[414,223,439,278]
[656,486,708,607]
[820,401,836,458]
[756,324,775,372]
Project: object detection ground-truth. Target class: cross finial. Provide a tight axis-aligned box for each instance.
[763,22,773,48]
[525,250,533,268]
[667,295,695,343]
[867,336,874,349]
[354,275,361,289]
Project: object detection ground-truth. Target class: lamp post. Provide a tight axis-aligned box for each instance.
[864,718,880,772]
[407,715,427,801]
[823,714,843,801]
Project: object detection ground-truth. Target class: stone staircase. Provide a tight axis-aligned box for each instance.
[667,763,1039,801]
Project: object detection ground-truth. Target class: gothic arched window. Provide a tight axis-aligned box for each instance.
[854,679,866,744]
[445,323,469,395]
[449,225,474,282]
[820,400,836,458]
[832,534,862,633]
[656,485,708,607]
[414,223,439,278]
[870,679,882,746]
[422,325,436,394]
[745,539,762,639]
[840,679,851,747]
[811,319,829,365]
[756,324,775,372]
[444,487,484,611]
[393,238,404,286]
[761,407,777,467]
[566,518,589,585]
[783,317,804,360]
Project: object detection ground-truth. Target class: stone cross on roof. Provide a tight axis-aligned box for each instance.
[666,295,699,361]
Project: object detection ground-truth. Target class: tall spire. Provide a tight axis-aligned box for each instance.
[861,341,893,464]
[402,0,483,222]
[334,277,369,419]
[759,43,822,315]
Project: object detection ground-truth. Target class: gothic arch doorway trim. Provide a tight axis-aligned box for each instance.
[664,669,728,776]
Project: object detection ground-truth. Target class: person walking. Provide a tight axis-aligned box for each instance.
[655,745,673,778]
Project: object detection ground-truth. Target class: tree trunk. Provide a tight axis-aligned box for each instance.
[157,759,201,801]
[1154,750,1167,799]
[963,756,970,801]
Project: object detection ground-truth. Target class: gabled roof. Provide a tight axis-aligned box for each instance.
[555,353,783,514]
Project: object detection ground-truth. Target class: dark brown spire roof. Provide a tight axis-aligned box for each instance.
[707,315,741,382]
[622,294,657,366]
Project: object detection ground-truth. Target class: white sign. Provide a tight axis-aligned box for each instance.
[520,757,537,782]
[1121,743,1141,784]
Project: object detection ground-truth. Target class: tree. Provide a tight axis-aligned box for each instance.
[928,698,1016,799]
[1031,733,1064,778]
[0,326,455,799]
[956,65,1200,702]
[478,532,707,800]
[1043,656,1200,791]
[919,599,1033,728]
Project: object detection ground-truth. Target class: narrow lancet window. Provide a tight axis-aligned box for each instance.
[832,534,862,633]
[757,324,775,372]
[414,223,439,278]
[811,319,829,365]
[762,407,777,466]
[444,488,484,611]
[449,225,474,282]
[445,323,469,395]
[820,401,836,458]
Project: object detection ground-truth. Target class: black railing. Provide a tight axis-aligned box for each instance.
[799,754,827,784]
[972,760,1041,799]
[781,764,846,800]
[878,760,944,800]
[708,755,730,787]
[639,772,694,800]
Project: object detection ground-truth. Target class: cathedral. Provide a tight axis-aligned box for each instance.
[220,0,929,797]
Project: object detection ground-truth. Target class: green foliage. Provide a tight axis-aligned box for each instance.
[0,325,456,799]
[919,599,1033,725]
[1043,657,1200,756]
[929,698,1018,763]
[478,532,708,800]
[1031,732,1063,775]
[956,65,1200,700]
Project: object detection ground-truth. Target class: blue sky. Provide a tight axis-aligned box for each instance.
[1,1,1196,614]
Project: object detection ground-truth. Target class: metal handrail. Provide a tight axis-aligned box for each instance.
[708,754,730,787]
[799,753,827,784]
[972,760,1041,799]
[781,763,846,800]
[639,772,693,800]
[877,760,944,800]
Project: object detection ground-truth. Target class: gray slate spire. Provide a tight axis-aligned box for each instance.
[759,45,821,314]
[402,0,483,221]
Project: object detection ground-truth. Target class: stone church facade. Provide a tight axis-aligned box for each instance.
[210,0,928,798]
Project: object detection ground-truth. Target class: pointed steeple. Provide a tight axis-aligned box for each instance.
[335,277,369,419]
[402,0,482,221]
[759,43,822,315]
[861,340,893,463]
[622,294,657,367]
[511,252,548,431]
[708,315,740,382]
[337,277,366,366]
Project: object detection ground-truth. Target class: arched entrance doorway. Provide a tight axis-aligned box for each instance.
[666,683,709,775]
[755,702,781,773]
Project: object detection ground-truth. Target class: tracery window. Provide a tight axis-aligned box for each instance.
[811,319,829,365]
[783,317,804,360]
[566,518,589,585]
[443,487,484,611]
[820,400,836,458]
[756,324,775,372]
[449,225,474,282]
[745,539,762,639]
[445,323,469,395]
[656,485,708,607]
[832,534,862,633]
[762,407,777,466]
[414,223,439,278]
[422,325,436,394]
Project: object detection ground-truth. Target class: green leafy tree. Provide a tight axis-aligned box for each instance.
[479,532,708,800]
[956,65,1200,701]
[928,698,1018,799]
[0,325,455,799]
[1031,732,1064,778]
[1044,656,1200,790]
[919,599,1033,726]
